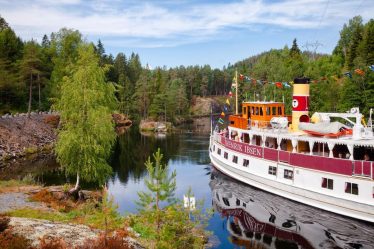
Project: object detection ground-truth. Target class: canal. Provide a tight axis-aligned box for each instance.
[2,128,373,248]
[108,129,374,249]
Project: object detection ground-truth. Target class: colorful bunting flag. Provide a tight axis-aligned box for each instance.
[218,118,224,124]
[226,99,230,105]
[354,69,365,76]
[283,82,291,88]
[275,82,283,89]
[239,74,244,80]
[369,65,374,72]
[228,91,233,98]
[221,112,225,117]
[223,105,229,112]
[344,72,352,78]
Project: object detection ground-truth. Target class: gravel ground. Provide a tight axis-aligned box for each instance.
[0,192,47,213]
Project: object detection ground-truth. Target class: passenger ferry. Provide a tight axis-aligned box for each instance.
[209,77,374,222]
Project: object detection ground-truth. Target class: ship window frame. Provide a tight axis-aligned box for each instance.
[222,197,230,206]
[255,107,259,115]
[260,107,263,116]
[321,177,333,190]
[243,159,250,167]
[232,155,238,163]
[272,107,277,115]
[278,107,282,115]
[217,148,221,155]
[284,169,293,180]
[268,166,277,175]
[266,107,270,116]
[224,151,228,159]
[345,182,359,195]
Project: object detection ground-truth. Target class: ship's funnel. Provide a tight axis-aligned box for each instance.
[291,77,310,132]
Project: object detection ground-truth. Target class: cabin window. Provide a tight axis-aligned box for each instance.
[216,193,220,201]
[230,120,235,125]
[284,169,293,180]
[243,133,250,143]
[224,152,228,159]
[243,159,249,167]
[243,202,246,207]
[236,198,240,206]
[321,177,333,190]
[260,107,263,116]
[272,107,277,115]
[255,107,259,115]
[251,107,254,115]
[232,155,238,163]
[222,197,230,206]
[217,148,221,155]
[278,107,282,115]
[266,107,270,116]
[268,166,277,175]
[243,107,247,116]
[345,182,359,195]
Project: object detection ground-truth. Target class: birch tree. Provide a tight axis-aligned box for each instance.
[55,44,116,192]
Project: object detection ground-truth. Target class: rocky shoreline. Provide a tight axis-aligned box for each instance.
[0,112,58,163]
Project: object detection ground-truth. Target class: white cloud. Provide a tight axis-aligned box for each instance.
[1,0,373,47]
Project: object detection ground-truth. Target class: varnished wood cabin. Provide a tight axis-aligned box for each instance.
[229,102,286,129]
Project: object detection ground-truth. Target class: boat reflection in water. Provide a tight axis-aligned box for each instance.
[209,169,374,249]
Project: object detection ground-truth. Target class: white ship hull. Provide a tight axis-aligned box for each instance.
[209,134,374,223]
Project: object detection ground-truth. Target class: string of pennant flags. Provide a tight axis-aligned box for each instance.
[230,65,374,91]
[215,64,374,129]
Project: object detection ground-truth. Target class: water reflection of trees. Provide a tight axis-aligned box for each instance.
[110,127,181,185]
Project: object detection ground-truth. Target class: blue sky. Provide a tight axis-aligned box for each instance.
[1,0,373,69]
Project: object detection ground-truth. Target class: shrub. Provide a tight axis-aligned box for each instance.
[78,230,131,249]
[0,215,10,232]
[0,229,32,249]
[39,236,67,249]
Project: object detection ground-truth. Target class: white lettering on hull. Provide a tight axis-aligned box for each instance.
[221,136,262,157]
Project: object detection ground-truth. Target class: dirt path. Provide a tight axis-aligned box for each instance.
[0,192,48,213]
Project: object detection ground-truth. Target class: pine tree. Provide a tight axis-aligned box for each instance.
[19,40,42,116]
[137,148,176,234]
[55,44,117,191]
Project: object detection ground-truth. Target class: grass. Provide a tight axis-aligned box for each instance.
[6,205,124,229]
[6,208,68,222]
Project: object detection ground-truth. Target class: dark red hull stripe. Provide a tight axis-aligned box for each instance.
[216,135,373,178]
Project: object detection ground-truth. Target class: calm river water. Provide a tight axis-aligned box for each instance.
[3,128,373,248]
[108,129,374,249]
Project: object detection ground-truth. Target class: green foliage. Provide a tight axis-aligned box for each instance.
[133,149,210,248]
[90,188,124,231]
[1,14,373,120]
[55,44,117,185]
[137,148,176,211]
[49,28,83,102]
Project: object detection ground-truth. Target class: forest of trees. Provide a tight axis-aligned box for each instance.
[0,15,373,122]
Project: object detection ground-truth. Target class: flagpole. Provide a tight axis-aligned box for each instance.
[235,69,238,115]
